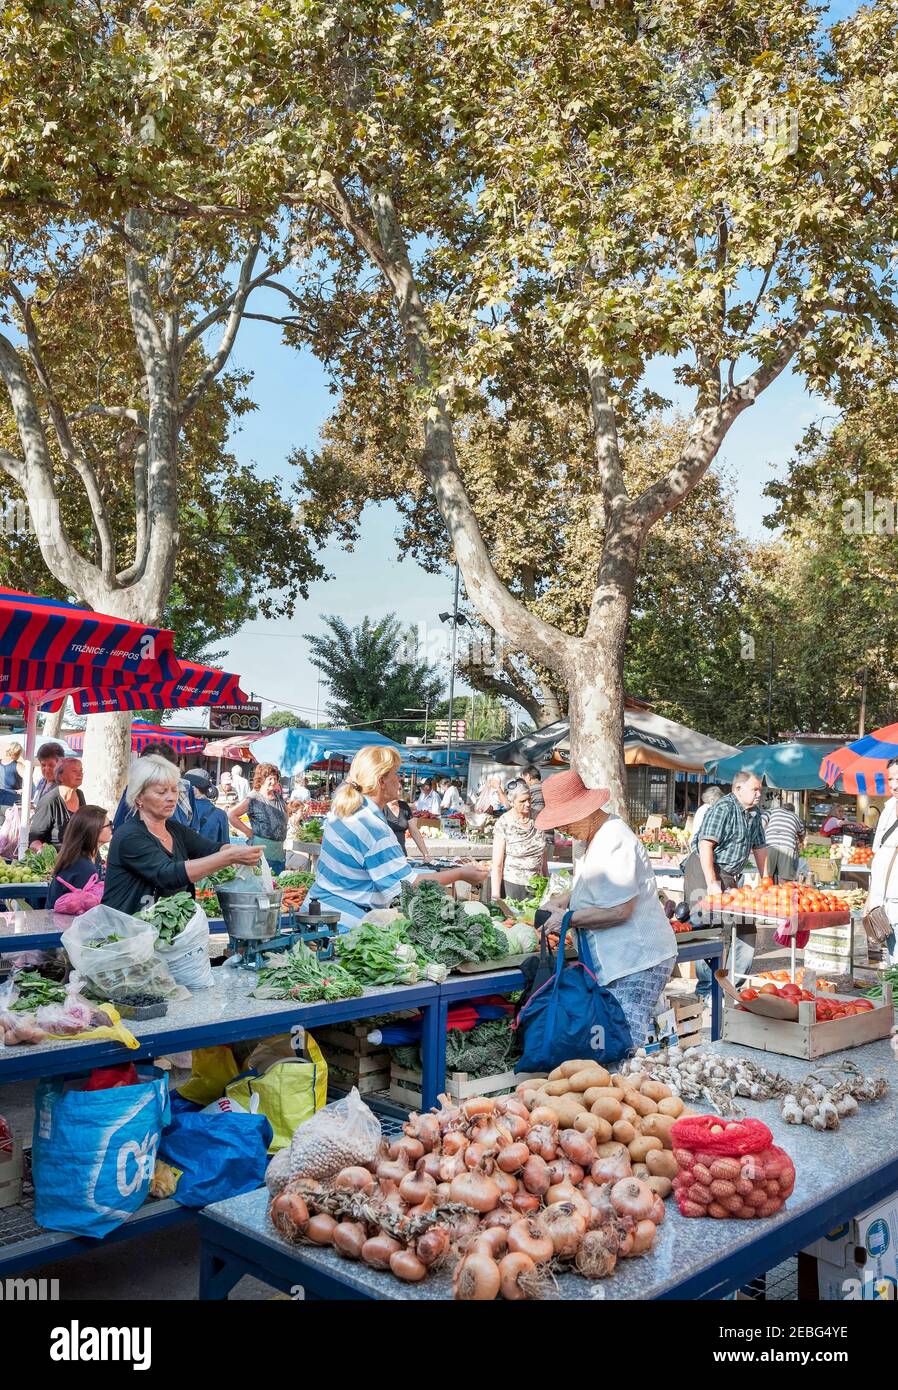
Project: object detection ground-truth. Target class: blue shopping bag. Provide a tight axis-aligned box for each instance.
[32,1067,170,1238]
[514,917,633,1072]
[157,1109,273,1207]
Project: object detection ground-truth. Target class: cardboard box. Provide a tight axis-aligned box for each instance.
[806,1190,898,1296]
[817,1257,897,1300]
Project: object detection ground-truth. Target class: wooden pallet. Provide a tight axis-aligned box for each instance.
[673,997,704,1050]
[388,1063,543,1110]
[722,983,894,1059]
[0,1145,23,1209]
[312,1023,390,1093]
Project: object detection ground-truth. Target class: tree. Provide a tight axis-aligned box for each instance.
[305,614,444,739]
[0,3,321,801]
[265,709,311,729]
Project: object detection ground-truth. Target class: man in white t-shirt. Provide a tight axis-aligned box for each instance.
[231,764,251,801]
[439,778,464,812]
[292,777,312,803]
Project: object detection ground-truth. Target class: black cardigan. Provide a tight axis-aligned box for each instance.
[28,787,86,848]
[103,817,219,917]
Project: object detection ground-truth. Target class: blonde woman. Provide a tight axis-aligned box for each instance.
[1,740,24,794]
[310,745,489,932]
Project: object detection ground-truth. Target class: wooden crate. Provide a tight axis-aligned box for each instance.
[673,997,704,1050]
[388,1062,543,1110]
[0,1144,23,1210]
[721,984,894,1059]
[312,1024,391,1094]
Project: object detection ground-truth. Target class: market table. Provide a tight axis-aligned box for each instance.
[0,882,49,911]
[0,908,70,955]
[197,1036,898,1301]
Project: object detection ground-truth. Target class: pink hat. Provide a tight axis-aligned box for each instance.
[534,769,611,830]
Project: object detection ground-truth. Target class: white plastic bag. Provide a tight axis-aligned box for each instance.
[61,907,186,1001]
[154,903,214,991]
[274,1086,382,1184]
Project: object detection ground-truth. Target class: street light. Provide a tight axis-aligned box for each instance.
[404,701,431,742]
[439,565,468,769]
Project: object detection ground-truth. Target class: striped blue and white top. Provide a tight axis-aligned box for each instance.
[310,799,419,931]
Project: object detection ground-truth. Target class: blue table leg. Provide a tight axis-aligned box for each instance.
[199,1242,244,1300]
[419,997,448,1110]
[710,946,722,1041]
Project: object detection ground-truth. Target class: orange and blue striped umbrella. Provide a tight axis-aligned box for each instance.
[819,724,898,795]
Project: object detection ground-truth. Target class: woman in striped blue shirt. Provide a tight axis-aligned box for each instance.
[310,746,489,931]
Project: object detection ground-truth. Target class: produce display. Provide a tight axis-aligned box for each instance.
[670,1114,795,1220]
[278,871,314,913]
[253,940,364,1003]
[843,846,873,865]
[830,886,866,911]
[334,915,447,987]
[737,980,876,1021]
[269,1068,670,1297]
[700,879,846,918]
[399,884,510,969]
[135,891,197,945]
[779,1061,888,1129]
[640,828,690,851]
[757,968,837,992]
[294,817,324,843]
[0,858,52,886]
[6,970,66,1012]
[865,965,898,1000]
[195,887,221,919]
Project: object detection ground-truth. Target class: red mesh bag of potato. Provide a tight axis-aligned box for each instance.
[670,1114,795,1220]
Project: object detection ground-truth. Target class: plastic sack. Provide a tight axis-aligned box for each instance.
[0,976,139,1051]
[177,1045,241,1105]
[0,802,21,860]
[225,1032,328,1153]
[62,907,186,1001]
[157,1107,273,1207]
[671,1113,796,1219]
[84,1064,141,1091]
[269,1085,381,1186]
[154,902,214,991]
[51,872,104,916]
[32,1066,169,1237]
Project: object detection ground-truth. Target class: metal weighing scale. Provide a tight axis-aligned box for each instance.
[216,882,341,970]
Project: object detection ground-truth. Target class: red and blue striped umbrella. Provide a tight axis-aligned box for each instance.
[819,724,898,795]
[0,588,180,703]
[70,661,247,715]
[65,721,206,756]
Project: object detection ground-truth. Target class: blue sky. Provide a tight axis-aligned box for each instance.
[215,0,861,722]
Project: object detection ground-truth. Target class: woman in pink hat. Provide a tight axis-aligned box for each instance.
[537,769,677,1048]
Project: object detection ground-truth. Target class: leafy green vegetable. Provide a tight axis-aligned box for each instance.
[136,892,197,945]
[24,844,57,877]
[505,921,538,954]
[399,883,511,968]
[445,1017,519,1077]
[335,918,422,986]
[253,941,363,1002]
[294,817,324,842]
[277,870,315,889]
[9,970,67,1012]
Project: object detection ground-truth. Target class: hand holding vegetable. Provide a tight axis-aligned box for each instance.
[221,844,263,867]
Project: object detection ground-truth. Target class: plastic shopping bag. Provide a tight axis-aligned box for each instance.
[267,1086,382,1188]
[154,902,214,991]
[51,872,104,915]
[62,906,186,1001]
[224,1032,328,1152]
[176,1045,241,1106]
[157,1108,273,1207]
[32,1066,170,1237]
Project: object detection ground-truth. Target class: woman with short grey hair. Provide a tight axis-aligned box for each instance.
[104,755,261,916]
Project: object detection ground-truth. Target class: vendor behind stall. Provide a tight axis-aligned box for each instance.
[46,806,112,908]
[538,769,677,1048]
[227,762,288,874]
[491,778,548,901]
[104,755,261,915]
[310,745,488,931]
[28,756,86,849]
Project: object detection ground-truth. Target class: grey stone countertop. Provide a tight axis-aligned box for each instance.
[202,1037,898,1300]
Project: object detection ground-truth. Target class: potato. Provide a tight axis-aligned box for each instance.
[559,1059,592,1077]
[657,1096,685,1119]
[544,1079,571,1096]
[640,1113,676,1147]
[567,1065,611,1092]
[628,1136,664,1163]
[632,1163,650,1180]
[619,1103,639,1125]
[646,1175,673,1199]
[596,1141,629,1160]
[547,1064,568,1082]
[547,1098,588,1129]
[645,1149,679,1181]
[640,1079,672,1103]
[624,1090,658,1118]
[583,1086,610,1106]
[610,1073,629,1090]
[574,1113,612,1142]
[602,1087,626,1103]
[612,1119,637,1146]
[591,1096,623,1124]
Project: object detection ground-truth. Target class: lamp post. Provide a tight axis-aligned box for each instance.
[439,563,469,772]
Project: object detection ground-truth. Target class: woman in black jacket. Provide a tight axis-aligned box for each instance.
[104,755,261,916]
[46,806,112,909]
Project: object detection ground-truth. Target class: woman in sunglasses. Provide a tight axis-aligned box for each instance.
[46,806,114,910]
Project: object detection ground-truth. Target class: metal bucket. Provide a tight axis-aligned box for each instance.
[216,882,283,942]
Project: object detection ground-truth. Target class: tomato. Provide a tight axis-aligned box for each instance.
[799,989,815,1002]
[854,999,875,1011]
[739,988,759,1002]
[758,983,779,995]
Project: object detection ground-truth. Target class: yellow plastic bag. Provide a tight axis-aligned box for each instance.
[42,1005,139,1051]
[177,1045,240,1105]
[225,1032,328,1152]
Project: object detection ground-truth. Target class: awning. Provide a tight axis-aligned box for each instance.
[248,727,403,777]
[203,730,277,760]
[492,712,738,774]
[706,741,841,790]
[820,724,898,796]
[70,661,247,715]
[66,721,206,755]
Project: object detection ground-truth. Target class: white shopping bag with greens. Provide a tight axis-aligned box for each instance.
[62,906,186,1001]
[137,892,214,992]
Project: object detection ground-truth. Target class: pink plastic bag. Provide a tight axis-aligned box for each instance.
[52,873,104,915]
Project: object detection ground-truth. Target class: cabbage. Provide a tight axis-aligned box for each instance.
[459,900,491,919]
[505,922,538,954]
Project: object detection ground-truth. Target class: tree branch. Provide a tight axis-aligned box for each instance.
[585,360,628,513]
[70,404,147,429]
[177,253,282,359]
[178,231,263,421]
[116,439,149,585]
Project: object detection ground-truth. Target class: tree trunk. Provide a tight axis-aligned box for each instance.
[81,711,133,812]
[40,703,66,741]
[566,636,629,818]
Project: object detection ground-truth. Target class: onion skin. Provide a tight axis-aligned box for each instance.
[462,1097,495,1120]
[306,1213,338,1246]
[482,1206,518,1230]
[559,1129,597,1167]
[627,1218,657,1256]
[500,1113,530,1142]
[522,1154,551,1197]
[497,1142,531,1174]
[591,1153,632,1184]
[499,1251,537,1301]
[417,1152,443,1182]
[399,1171,437,1207]
[575,1231,618,1280]
[390,1249,428,1283]
[498,1097,530,1120]
[442,1131,469,1157]
[649,1193,666,1226]
[471,1225,509,1259]
[333,1221,366,1260]
[376,1156,411,1185]
[611,1177,655,1223]
[449,1170,502,1213]
[528,1106,558,1128]
[439,1154,467,1183]
[512,1189,541,1214]
[492,1169,518,1197]
[416,1225,451,1267]
[527,1125,558,1161]
[454,1252,501,1300]
[390,1136,424,1163]
[464,1142,493,1171]
[507,1219,554,1265]
[537,1202,587,1260]
[405,1113,441,1151]
[361,1234,402,1269]
[334,1166,375,1194]
[269,1190,309,1240]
